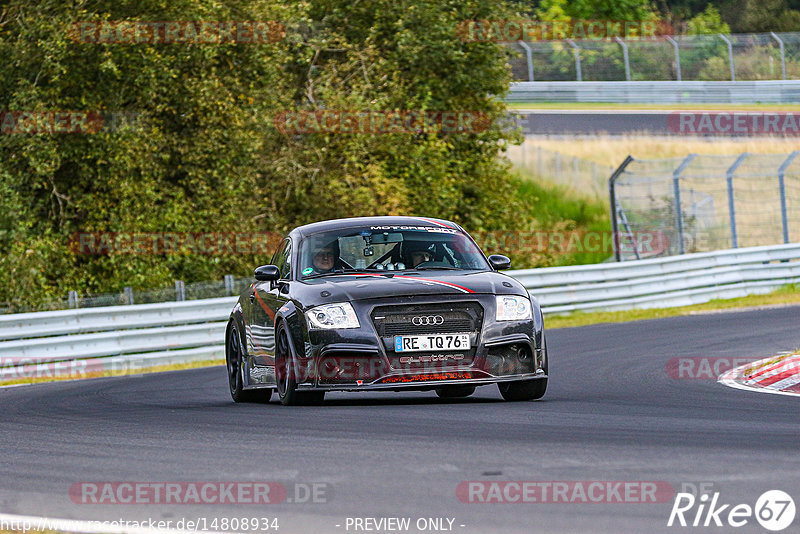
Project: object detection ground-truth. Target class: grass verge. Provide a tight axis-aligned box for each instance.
[0,358,224,387]
[546,284,800,329]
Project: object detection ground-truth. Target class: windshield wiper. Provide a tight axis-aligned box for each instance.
[413,266,463,270]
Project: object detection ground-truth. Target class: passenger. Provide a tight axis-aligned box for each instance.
[405,241,433,267]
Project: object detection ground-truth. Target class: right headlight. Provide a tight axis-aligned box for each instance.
[496,295,532,321]
[305,302,360,329]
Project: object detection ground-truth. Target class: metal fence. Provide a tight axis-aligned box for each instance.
[508,32,800,82]
[0,275,252,315]
[610,152,800,261]
[507,142,614,198]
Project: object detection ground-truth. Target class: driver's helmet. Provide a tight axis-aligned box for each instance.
[403,239,434,267]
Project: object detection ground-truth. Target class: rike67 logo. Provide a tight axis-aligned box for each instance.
[667,490,796,531]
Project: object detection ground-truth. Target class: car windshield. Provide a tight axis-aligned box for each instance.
[299,225,490,278]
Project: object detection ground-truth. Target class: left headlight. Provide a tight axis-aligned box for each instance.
[496,295,532,321]
[305,302,361,329]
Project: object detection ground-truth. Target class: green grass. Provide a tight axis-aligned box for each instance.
[546,283,800,329]
[509,170,612,267]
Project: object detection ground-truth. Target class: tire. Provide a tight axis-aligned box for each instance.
[435,385,476,398]
[497,335,548,402]
[498,379,547,401]
[226,321,272,403]
[275,324,325,406]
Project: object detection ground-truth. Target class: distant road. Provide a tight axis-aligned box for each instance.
[515,109,678,135]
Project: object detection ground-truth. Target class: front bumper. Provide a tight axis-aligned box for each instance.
[293,295,546,392]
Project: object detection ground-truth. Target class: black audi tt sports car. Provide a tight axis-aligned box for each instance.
[226,216,548,405]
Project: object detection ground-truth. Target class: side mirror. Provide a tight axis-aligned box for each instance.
[488,254,511,271]
[254,265,281,282]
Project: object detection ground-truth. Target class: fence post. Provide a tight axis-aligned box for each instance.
[608,155,635,262]
[615,36,631,81]
[726,153,749,248]
[175,280,185,302]
[124,286,134,305]
[770,32,787,81]
[566,39,582,81]
[672,154,697,255]
[778,151,799,244]
[718,34,735,81]
[518,41,535,81]
[68,291,78,309]
[666,36,681,81]
[224,274,235,295]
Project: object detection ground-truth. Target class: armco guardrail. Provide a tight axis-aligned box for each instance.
[1,243,799,378]
[507,80,800,104]
[515,242,800,313]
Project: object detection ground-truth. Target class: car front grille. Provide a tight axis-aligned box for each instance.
[371,303,483,337]
[371,302,483,370]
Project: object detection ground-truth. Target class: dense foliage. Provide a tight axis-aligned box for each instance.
[0,0,573,310]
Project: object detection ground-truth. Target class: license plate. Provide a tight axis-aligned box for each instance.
[394,333,470,352]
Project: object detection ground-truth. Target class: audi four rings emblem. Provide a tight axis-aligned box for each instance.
[412,315,445,325]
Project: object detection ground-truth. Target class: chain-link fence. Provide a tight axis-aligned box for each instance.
[611,152,800,260]
[0,276,252,315]
[507,142,615,199]
[508,32,800,81]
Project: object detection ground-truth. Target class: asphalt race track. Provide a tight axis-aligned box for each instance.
[2,306,799,533]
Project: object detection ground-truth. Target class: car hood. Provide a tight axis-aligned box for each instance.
[297,271,528,304]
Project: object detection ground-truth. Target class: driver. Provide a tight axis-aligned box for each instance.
[307,239,339,274]
[404,241,433,268]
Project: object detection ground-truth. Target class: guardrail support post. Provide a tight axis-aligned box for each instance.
[224,274,235,295]
[124,286,134,305]
[770,32,787,80]
[778,151,799,244]
[609,155,635,262]
[566,39,582,81]
[615,36,631,81]
[672,154,697,255]
[666,36,681,81]
[518,41,535,81]
[726,153,749,248]
[719,34,735,81]
[175,280,185,302]
[68,291,78,309]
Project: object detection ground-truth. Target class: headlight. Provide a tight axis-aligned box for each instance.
[496,295,532,321]
[305,302,360,329]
